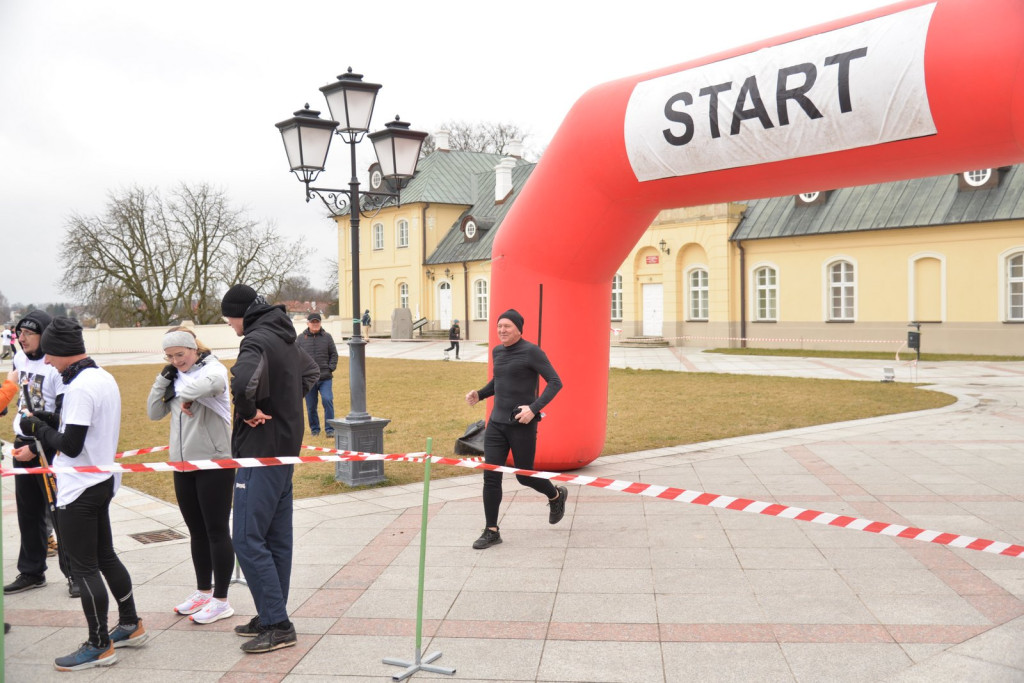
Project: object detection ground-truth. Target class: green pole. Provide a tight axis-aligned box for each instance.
[383,437,455,679]
[414,437,432,655]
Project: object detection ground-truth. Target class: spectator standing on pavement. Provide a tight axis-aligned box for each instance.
[296,312,337,438]
[3,311,75,599]
[147,327,235,624]
[220,285,318,654]
[464,309,568,550]
[444,319,461,360]
[15,316,147,671]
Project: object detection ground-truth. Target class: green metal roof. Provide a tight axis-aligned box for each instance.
[425,163,536,265]
[732,165,1024,241]
[397,149,531,205]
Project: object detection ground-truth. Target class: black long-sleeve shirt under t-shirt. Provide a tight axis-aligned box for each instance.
[477,339,562,424]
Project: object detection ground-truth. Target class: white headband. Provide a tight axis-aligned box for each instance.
[162,331,198,350]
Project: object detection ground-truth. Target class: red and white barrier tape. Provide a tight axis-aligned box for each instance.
[3,449,1020,558]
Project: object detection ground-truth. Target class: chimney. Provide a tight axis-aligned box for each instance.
[495,157,516,204]
[434,129,450,152]
[507,139,524,159]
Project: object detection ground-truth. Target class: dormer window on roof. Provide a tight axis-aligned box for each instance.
[795,191,829,207]
[958,168,1005,191]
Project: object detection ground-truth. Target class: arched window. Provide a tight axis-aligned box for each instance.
[828,260,855,321]
[397,219,409,248]
[372,222,384,250]
[754,266,777,321]
[474,279,489,320]
[1008,252,1024,321]
[399,282,409,309]
[610,274,623,321]
[688,268,709,321]
[964,169,992,187]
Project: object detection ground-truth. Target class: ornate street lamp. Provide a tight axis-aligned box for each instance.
[276,68,427,485]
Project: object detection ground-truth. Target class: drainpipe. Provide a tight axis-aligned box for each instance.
[462,261,469,338]
[421,203,430,322]
[737,240,746,349]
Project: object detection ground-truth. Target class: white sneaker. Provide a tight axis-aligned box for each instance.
[190,598,235,624]
[174,590,212,615]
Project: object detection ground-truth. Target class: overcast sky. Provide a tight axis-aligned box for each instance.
[0,0,896,306]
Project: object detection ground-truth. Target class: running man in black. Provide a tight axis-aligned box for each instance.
[465,309,568,549]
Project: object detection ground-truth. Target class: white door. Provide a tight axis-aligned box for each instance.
[439,282,452,329]
[642,283,663,336]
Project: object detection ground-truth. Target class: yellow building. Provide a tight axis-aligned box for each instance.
[339,151,1024,356]
[333,138,530,342]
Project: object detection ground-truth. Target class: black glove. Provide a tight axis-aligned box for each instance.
[19,414,49,438]
[30,410,60,429]
[161,365,178,403]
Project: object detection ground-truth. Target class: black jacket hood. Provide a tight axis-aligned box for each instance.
[242,302,296,344]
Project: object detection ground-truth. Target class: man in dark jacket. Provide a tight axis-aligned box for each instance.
[444,319,461,360]
[296,312,337,437]
[220,285,318,654]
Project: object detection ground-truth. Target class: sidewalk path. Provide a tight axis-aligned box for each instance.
[4,344,1023,681]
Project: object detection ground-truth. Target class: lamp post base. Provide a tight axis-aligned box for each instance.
[330,416,390,486]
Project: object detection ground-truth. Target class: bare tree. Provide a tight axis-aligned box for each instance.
[60,183,308,326]
[0,290,10,323]
[423,120,531,157]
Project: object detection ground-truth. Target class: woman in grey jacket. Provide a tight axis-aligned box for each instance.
[147,328,235,625]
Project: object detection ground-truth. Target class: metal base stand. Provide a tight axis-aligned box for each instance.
[383,439,456,681]
[383,649,455,681]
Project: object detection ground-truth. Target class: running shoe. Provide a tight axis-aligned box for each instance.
[173,590,212,615]
[191,599,235,624]
[110,619,148,648]
[54,642,116,671]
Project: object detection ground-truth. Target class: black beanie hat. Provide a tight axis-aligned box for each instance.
[221,284,259,318]
[498,309,524,333]
[15,310,52,336]
[40,316,86,357]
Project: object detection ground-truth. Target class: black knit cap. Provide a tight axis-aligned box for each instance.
[498,309,524,333]
[15,310,52,335]
[40,316,86,356]
[221,284,258,318]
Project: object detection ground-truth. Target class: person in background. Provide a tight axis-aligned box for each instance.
[220,285,318,654]
[147,327,235,624]
[16,316,147,671]
[444,319,461,361]
[361,309,371,340]
[296,312,337,438]
[1,325,12,360]
[464,309,568,550]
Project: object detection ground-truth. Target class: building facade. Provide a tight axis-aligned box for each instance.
[337,149,1024,355]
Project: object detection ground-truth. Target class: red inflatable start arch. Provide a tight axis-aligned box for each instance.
[488,0,1024,470]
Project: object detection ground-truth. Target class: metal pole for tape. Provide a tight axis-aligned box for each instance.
[383,437,455,681]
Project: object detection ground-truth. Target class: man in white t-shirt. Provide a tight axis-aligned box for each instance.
[15,317,147,671]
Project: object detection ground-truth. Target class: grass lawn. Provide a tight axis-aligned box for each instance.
[1,357,955,503]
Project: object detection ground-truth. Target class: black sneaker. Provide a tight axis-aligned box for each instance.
[4,574,45,594]
[472,528,502,549]
[234,615,264,637]
[240,622,297,653]
[548,486,568,524]
[68,578,80,598]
